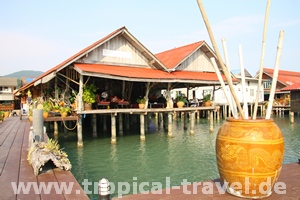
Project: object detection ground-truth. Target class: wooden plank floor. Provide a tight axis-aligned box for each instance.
[0,116,89,200]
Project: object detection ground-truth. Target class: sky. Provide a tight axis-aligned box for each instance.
[1,0,300,77]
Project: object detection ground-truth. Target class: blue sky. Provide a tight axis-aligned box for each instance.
[1,0,299,77]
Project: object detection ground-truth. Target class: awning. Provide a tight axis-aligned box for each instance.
[73,63,228,84]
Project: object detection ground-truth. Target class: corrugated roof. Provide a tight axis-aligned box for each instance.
[155,41,205,69]
[281,82,300,91]
[263,68,300,86]
[18,26,169,92]
[74,63,224,83]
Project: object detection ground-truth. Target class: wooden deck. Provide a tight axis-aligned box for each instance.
[0,116,89,200]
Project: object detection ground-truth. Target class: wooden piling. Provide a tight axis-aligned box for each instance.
[209,111,214,132]
[140,114,145,141]
[92,114,97,138]
[111,114,117,144]
[184,112,188,130]
[290,112,294,124]
[168,112,172,137]
[190,111,195,134]
[77,115,83,147]
[119,113,123,136]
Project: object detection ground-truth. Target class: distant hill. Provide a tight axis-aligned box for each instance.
[3,70,44,79]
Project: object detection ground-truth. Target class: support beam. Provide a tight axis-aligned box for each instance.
[140,114,145,141]
[119,113,123,136]
[190,111,195,135]
[77,115,83,147]
[168,112,172,137]
[209,111,214,133]
[290,112,294,124]
[92,114,97,138]
[184,112,188,130]
[111,114,117,144]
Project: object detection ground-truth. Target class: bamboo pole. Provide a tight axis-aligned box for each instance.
[253,0,271,119]
[238,45,249,119]
[221,38,238,117]
[211,58,238,119]
[196,0,245,119]
[265,30,285,119]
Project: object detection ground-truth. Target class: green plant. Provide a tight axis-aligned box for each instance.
[83,84,97,105]
[176,93,187,103]
[60,106,71,114]
[43,100,52,112]
[136,97,146,104]
[203,94,211,102]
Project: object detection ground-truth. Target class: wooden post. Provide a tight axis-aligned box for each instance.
[168,112,172,137]
[140,114,145,141]
[163,112,168,130]
[54,121,58,137]
[92,114,97,138]
[210,110,214,132]
[111,114,117,144]
[190,111,195,134]
[77,115,83,147]
[184,112,188,130]
[290,112,294,123]
[119,113,123,136]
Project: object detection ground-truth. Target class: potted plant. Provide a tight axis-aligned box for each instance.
[83,84,97,110]
[42,100,52,119]
[60,106,71,118]
[176,93,187,108]
[136,97,147,109]
[203,94,211,106]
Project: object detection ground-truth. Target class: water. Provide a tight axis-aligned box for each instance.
[50,114,300,199]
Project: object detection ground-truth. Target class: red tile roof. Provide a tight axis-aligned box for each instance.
[281,82,300,91]
[74,63,224,83]
[155,41,204,69]
[263,68,300,86]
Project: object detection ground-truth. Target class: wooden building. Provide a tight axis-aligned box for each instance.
[0,77,18,111]
[281,82,300,112]
[17,26,230,146]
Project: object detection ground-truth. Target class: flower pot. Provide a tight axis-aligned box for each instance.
[61,112,68,118]
[138,103,145,109]
[84,103,92,110]
[4,111,9,118]
[176,101,184,108]
[43,112,49,119]
[204,101,211,107]
[216,118,284,199]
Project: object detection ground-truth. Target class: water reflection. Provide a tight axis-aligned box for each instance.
[54,115,300,199]
[110,144,118,174]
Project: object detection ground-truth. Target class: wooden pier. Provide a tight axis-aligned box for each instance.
[0,116,89,200]
[76,106,218,145]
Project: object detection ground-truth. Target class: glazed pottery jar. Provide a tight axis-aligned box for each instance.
[216,117,284,198]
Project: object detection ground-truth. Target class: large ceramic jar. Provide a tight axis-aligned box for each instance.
[216,117,284,198]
